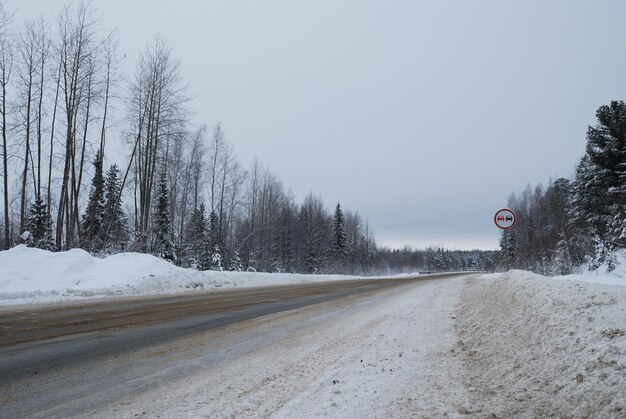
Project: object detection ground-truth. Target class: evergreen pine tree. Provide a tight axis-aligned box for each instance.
[570,156,596,263]
[553,235,573,275]
[499,230,516,270]
[101,164,128,252]
[333,202,347,255]
[199,233,212,271]
[26,197,55,251]
[80,151,106,251]
[154,168,175,262]
[208,210,222,270]
[185,204,207,269]
[610,205,626,249]
[593,234,617,271]
[573,101,626,268]
[228,251,244,271]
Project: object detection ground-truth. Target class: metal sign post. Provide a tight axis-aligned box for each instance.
[494,208,516,271]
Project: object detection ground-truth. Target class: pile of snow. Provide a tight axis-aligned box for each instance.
[456,270,625,417]
[556,250,626,287]
[0,245,357,306]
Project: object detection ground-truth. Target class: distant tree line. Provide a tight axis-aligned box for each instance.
[500,100,626,274]
[370,247,498,275]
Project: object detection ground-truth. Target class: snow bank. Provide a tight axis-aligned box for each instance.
[556,250,626,287]
[456,271,626,417]
[0,245,357,306]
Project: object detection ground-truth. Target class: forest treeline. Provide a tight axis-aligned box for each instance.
[501,100,626,274]
[0,1,494,275]
[373,247,497,274]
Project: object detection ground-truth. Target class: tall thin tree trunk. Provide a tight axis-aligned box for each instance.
[72,71,92,242]
[47,64,60,211]
[218,157,228,244]
[66,109,78,247]
[20,75,33,233]
[36,33,46,201]
[99,60,110,157]
[56,131,71,249]
[134,164,138,232]
[179,162,191,239]
[1,68,9,248]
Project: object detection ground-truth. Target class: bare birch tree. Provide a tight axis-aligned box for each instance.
[208,122,224,213]
[17,20,40,233]
[33,18,50,203]
[0,1,12,248]
[46,56,61,211]
[128,36,188,251]
[54,2,102,249]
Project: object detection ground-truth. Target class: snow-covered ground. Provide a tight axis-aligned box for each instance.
[555,250,626,287]
[0,245,359,306]
[1,246,624,416]
[456,270,625,417]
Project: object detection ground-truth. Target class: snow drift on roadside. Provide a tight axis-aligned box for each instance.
[455,270,626,418]
[0,245,357,306]
[556,250,626,287]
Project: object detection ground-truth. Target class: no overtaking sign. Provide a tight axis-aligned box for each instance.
[494,208,516,230]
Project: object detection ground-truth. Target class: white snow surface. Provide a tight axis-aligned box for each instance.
[0,245,358,306]
[555,250,626,287]
[457,270,626,417]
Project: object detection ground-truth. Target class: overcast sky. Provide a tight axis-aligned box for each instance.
[14,0,626,250]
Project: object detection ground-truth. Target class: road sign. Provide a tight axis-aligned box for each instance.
[494,208,516,230]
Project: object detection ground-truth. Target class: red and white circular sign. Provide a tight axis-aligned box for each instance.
[494,208,516,230]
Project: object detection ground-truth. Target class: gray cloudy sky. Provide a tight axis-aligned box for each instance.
[15,0,626,250]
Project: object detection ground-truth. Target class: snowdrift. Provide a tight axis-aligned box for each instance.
[0,245,357,306]
[556,250,626,287]
[457,271,626,417]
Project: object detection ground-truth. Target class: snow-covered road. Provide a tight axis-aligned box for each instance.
[96,275,471,418]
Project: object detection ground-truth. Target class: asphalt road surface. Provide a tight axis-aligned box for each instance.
[0,273,463,417]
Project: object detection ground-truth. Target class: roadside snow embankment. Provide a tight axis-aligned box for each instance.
[556,251,626,287]
[456,271,625,418]
[0,246,357,306]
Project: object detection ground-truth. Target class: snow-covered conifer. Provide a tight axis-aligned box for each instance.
[185,204,207,269]
[573,101,626,266]
[26,197,55,251]
[80,151,105,251]
[208,210,222,270]
[154,168,175,262]
[333,202,347,256]
[102,164,128,252]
